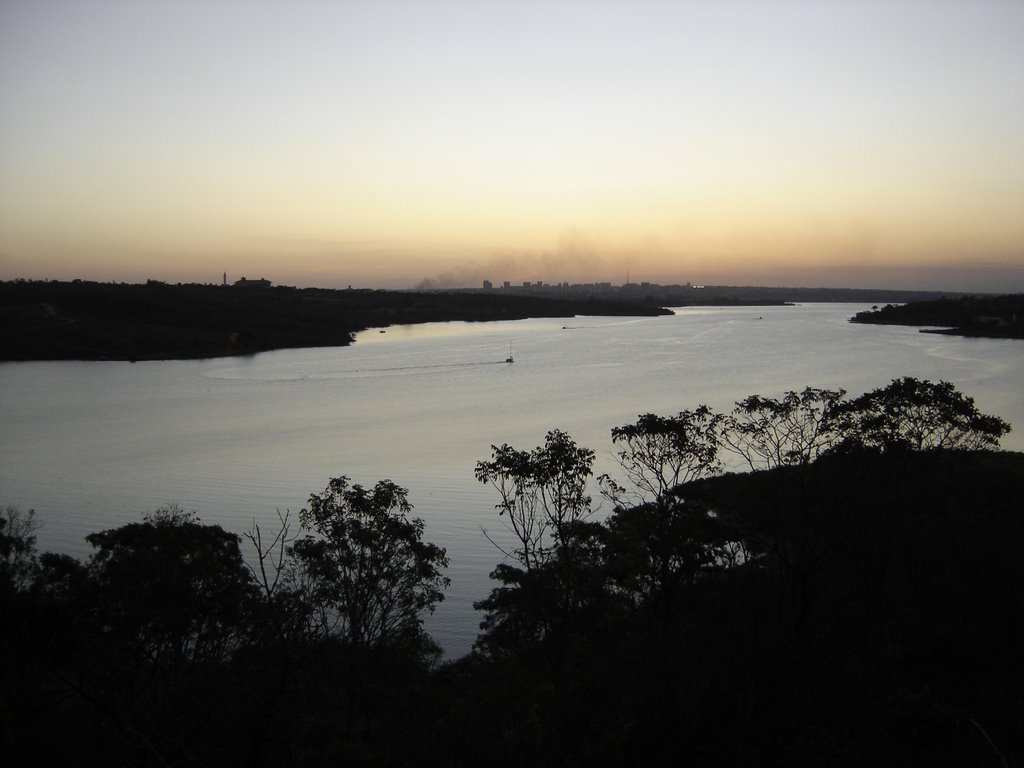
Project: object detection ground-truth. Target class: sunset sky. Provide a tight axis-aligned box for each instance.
[2,0,1022,292]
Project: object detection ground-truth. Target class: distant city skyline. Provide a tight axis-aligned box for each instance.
[12,260,1024,295]
[2,1,1023,294]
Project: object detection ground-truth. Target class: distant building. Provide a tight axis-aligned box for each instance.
[503,281,511,289]
[234,277,272,288]
[483,280,493,290]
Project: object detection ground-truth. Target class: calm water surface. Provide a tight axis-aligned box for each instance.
[2,304,1022,657]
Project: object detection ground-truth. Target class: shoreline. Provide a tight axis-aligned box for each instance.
[5,277,970,363]
[2,280,676,362]
[849,294,1024,340]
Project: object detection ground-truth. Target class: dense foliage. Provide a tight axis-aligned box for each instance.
[291,477,449,651]
[1,377,1020,767]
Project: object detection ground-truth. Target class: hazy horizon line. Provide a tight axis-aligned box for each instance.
[6,272,1020,297]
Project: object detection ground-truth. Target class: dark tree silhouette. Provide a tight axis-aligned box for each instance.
[603,497,739,629]
[601,406,725,508]
[290,477,449,651]
[722,386,848,470]
[0,505,38,595]
[85,505,257,666]
[474,430,604,655]
[840,376,1011,451]
[475,429,595,570]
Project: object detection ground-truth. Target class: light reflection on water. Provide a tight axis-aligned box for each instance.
[2,304,1022,657]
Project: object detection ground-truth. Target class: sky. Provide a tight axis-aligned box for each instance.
[1,0,1022,292]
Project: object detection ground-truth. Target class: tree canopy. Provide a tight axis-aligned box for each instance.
[722,386,848,470]
[475,429,595,571]
[290,476,450,650]
[604,406,725,507]
[839,376,1011,451]
[84,506,256,665]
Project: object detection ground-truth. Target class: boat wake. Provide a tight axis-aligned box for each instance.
[348,360,515,375]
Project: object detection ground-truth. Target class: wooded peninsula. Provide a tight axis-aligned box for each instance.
[0,280,674,361]
[850,294,1024,339]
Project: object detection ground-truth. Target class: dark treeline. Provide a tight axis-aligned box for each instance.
[851,294,1024,339]
[2,378,1022,767]
[2,279,980,363]
[0,280,670,361]
[476,283,958,306]
[622,284,959,307]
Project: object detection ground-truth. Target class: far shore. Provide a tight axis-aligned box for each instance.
[849,294,1024,339]
[3,278,987,362]
[0,280,673,362]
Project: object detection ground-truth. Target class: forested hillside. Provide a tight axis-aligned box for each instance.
[2,378,1021,766]
[0,280,669,361]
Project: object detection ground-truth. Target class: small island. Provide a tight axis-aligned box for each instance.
[850,294,1024,339]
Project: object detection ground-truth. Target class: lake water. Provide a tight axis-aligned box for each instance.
[2,303,1022,657]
